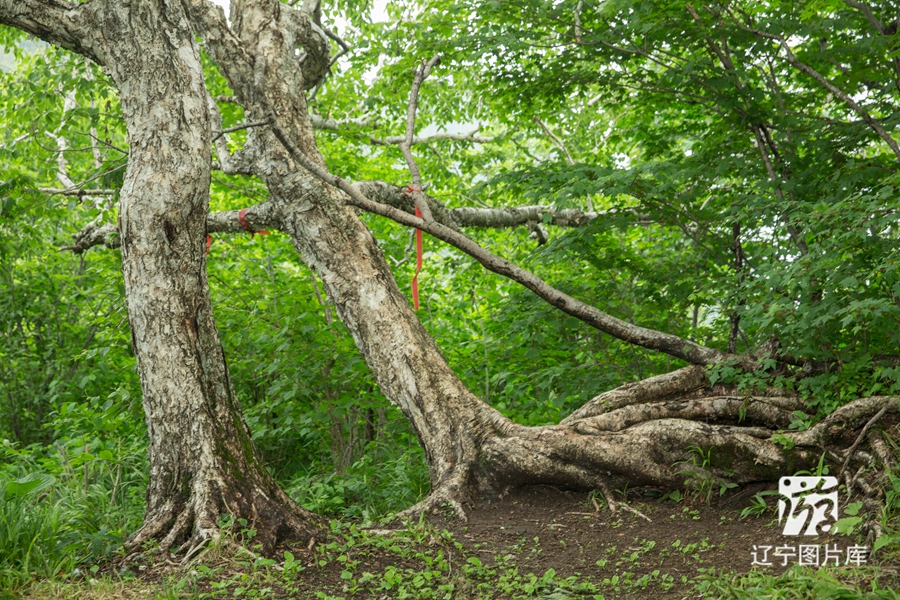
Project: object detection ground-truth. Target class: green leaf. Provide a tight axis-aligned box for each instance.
[831,516,862,535]
[873,534,895,553]
[5,473,56,500]
[844,502,863,516]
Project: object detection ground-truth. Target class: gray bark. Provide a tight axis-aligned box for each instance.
[2,0,320,553]
[186,0,899,519]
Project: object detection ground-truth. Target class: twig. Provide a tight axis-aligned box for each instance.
[308,272,333,324]
[212,119,273,142]
[39,187,117,196]
[840,406,889,475]
[78,130,128,155]
[533,116,575,165]
[619,503,652,522]
[598,480,618,514]
[399,55,442,223]
[58,161,127,191]
[323,27,351,68]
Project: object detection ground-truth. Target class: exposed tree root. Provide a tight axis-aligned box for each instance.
[398,469,473,522]
[414,368,899,524]
[126,476,323,557]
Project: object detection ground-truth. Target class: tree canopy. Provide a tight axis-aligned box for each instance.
[0,0,899,589]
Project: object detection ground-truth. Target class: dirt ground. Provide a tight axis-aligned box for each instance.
[430,484,890,597]
[25,484,900,599]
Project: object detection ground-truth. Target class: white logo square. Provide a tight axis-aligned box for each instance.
[777,476,839,536]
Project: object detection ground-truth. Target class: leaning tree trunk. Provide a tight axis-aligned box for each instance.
[189,0,899,519]
[192,0,515,517]
[0,0,323,554]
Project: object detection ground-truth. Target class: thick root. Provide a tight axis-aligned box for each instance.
[126,479,323,557]
[454,394,898,507]
[398,470,473,522]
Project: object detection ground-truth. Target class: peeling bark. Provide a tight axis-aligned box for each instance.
[2,0,320,554]
[188,0,900,518]
[108,0,319,555]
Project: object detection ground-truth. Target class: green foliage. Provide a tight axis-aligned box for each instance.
[3,0,900,596]
[0,389,147,597]
[695,565,900,599]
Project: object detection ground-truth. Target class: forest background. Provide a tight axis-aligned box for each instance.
[2,0,900,597]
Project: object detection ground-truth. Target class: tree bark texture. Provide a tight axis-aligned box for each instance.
[1,0,320,554]
[7,0,898,544]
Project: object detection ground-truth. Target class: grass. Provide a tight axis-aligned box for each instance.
[0,484,77,597]
[696,566,900,599]
[2,424,898,599]
[16,516,900,600]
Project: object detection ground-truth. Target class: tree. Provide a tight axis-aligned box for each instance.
[0,0,319,554]
[1,0,898,552]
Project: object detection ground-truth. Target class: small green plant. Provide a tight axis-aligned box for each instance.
[771,432,796,450]
[788,411,813,431]
[658,489,683,503]
[677,446,735,504]
[740,491,779,520]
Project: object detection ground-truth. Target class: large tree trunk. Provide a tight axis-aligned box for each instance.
[0,0,322,554]
[192,0,513,517]
[13,0,895,541]
[107,0,319,555]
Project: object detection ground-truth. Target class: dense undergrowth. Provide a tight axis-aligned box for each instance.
[2,228,899,598]
[4,0,900,594]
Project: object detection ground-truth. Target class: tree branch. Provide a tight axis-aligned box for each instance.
[844,0,886,34]
[534,116,575,165]
[61,202,282,253]
[399,55,442,223]
[39,187,116,197]
[373,128,501,146]
[724,8,900,162]
[0,0,103,64]
[260,104,740,367]
[212,119,272,142]
[353,181,647,230]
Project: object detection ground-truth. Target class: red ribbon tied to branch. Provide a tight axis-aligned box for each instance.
[238,208,269,238]
[206,208,268,255]
[406,185,424,311]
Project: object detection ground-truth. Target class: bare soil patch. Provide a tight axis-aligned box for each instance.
[25,484,899,599]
